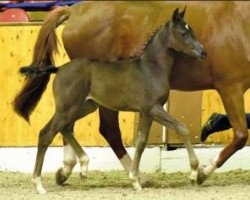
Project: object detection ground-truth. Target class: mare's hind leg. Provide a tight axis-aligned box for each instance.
[149,105,199,183]
[197,85,248,184]
[129,113,152,191]
[99,107,132,172]
[56,100,98,185]
[32,114,70,194]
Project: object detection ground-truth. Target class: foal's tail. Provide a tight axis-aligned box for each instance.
[13,7,70,122]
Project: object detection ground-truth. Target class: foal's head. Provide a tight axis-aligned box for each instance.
[168,7,206,59]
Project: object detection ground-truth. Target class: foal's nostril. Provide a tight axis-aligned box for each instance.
[201,50,207,58]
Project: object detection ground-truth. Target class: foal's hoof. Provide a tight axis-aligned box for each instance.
[197,165,208,185]
[138,173,149,186]
[38,187,47,195]
[56,167,69,185]
[129,173,143,191]
[189,170,198,185]
[189,176,197,186]
[80,172,87,179]
[32,177,47,195]
[133,182,143,192]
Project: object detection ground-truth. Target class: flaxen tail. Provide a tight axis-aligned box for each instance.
[13,7,70,122]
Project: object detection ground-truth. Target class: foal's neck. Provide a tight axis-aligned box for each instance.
[141,23,174,68]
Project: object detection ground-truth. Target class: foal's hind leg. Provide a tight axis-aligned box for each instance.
[56,123,90,185]
[56,124,77,185]
[129,113,152,191]
[149,105,199,183]
[33,115,69,194]
[56,100,98,185]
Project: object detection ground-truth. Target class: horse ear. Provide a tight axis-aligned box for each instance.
[172,8,180,24]
[180,6,186,18]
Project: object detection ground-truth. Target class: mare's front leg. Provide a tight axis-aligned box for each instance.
[149,105,199,183]
[129,113,152,191]
[197,84,248,184]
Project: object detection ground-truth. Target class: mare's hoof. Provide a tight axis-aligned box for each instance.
[197,165,208,185]
[55,167,68,185]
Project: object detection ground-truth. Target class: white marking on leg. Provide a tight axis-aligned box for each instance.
[120,154,148,185]
[63,144,77,176]
[189,169,198,182]
[79,155,89,177]
[203,155,218,176]
[119,154,132,172]
[129,172,142,191]
[176,124,199,182]
[32,177,47,195]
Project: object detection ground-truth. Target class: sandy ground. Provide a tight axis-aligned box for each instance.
[1,170,250,200]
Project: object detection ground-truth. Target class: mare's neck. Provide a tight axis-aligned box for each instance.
[141,23,174,69]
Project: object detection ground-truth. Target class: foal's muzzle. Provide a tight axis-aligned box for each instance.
[192,42,207,59]
[200,49,207,59]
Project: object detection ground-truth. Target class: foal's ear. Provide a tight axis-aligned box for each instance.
[180,6,186,18]
[172,8,181,24]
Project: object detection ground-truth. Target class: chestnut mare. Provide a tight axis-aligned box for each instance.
[14,1,250,187]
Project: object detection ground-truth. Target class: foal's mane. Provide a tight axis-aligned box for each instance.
[141,22,169,54]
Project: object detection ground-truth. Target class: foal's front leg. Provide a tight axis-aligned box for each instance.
[149,105,199,183]
[129,114,152,191]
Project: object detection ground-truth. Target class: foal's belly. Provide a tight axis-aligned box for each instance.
[86,93,142,112]
[87,80,145,112]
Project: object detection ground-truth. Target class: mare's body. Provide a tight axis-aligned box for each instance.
[63,2,250,183]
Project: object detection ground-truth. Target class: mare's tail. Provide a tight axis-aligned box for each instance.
[13,7,70,122]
